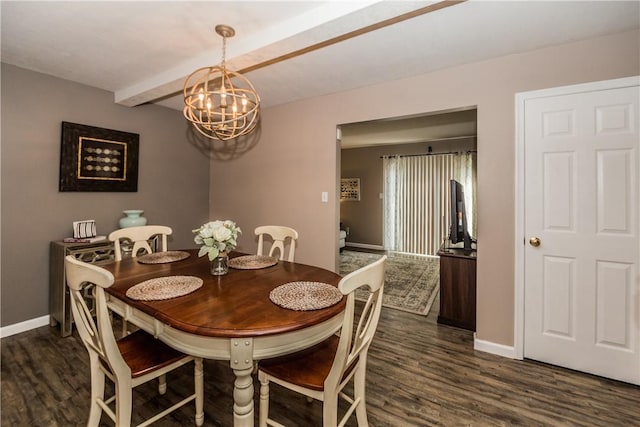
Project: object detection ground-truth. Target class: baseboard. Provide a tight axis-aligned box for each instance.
[345,242,385,251]
[0,315,50,338]
[391,250,439,259]
[473,334,519,359]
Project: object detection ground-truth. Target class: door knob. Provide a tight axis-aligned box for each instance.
[529,237,541,247]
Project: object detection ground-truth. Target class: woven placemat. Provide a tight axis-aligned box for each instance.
[137,251,190,264]
[126,276,203,301]
[229,255,278,270]
[269,281,343,311]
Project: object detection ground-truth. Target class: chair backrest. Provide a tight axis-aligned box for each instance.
[108,225,172,261]
[255,225,299,262]
[325,255,386,391]
[64,255,130,379]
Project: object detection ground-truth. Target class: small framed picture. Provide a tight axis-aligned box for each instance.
[59,122,139,192]
[341,178,361,201]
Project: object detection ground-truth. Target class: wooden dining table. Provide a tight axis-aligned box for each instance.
[102,249,345,427]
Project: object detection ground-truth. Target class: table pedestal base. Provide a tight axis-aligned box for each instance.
[231,338,255,426]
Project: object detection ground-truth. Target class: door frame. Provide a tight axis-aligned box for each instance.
[514,75,640,360]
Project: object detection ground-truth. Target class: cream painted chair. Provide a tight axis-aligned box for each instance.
[108,225,172,261]
[65,255,204,427]
[255,225,299,262]
[108,225,173,334]
[258,255,387,427]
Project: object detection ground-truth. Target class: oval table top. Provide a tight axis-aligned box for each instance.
[103,249,346,338]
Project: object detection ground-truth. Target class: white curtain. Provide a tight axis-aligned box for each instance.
[383,152,476,255]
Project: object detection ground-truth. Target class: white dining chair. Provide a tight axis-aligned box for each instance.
[108,225,172,261]
[108,225,174,335]
[64,255,204,427]
[255,225,299,262]
[258,255,387,427]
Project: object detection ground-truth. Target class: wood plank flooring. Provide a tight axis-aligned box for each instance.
[2,295,639,426]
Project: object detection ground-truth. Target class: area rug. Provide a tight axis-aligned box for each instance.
[339,250,439,316]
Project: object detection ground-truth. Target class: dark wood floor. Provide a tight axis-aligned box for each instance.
[2,295,639,426]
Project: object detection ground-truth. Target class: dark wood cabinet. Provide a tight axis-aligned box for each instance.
[437,246,477,331]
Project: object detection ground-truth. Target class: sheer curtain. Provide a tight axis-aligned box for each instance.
[383,152,476,256]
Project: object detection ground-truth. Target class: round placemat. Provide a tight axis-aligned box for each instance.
[137,251,190,264]
[126,276,203,301]
[229,255,278,270]
[269,281,343,311]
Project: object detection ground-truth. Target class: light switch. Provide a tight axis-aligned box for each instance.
[321,192,328,202]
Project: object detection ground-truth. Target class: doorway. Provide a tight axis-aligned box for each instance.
[338,107,477,255]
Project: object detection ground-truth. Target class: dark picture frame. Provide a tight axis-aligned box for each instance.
[59,121,139,192]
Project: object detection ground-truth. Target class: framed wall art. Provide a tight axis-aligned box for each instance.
[340,178,361,201]
[59,121,139,192]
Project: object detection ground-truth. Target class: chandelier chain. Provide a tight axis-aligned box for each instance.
[221,35,227,68]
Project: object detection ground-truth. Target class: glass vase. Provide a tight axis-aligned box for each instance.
[210,253,228,276]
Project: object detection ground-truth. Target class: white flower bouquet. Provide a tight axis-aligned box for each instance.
[193,220,242,261]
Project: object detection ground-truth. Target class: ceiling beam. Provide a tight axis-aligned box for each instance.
[114,0,465,108]
[239,0,466,75]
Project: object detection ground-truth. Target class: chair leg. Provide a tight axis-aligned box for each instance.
[194,358,204,426]
[121,318,128,337]
[258,372,270,427]
[88,360,105,427]
[322,395,339,427]
[158,374,167,395]
[354,364,369,426]
[115,382,133,427]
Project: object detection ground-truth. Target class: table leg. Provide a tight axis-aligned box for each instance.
[230,338,254,426]
[232,365,255,426]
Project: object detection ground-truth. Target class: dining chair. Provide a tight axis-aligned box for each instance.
[255,225,299,262]
[258,255,387,427]
[108,225,172,261]
[64,255,204,427]
[108,225,173,335]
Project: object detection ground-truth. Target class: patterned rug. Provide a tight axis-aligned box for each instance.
[339,250,440,316]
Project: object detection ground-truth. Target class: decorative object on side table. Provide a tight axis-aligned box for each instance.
[119,210,147,228]
[193,220,242,276]
[63,219,106,243]
[73,219,97,238]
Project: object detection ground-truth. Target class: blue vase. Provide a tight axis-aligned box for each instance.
[119,210,147,228]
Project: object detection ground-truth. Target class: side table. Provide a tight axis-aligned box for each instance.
[49,240,115,337]
[437,245,477,331]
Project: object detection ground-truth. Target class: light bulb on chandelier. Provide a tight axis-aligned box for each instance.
[183,25,260,141]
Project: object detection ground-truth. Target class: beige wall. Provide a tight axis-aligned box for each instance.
[210,29,640,347]
[1,64,210,327]
[341,137,476,247]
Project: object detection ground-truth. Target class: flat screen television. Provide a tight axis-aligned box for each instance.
[449,179,474,251]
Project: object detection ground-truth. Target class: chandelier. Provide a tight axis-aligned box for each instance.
[183,25,260,141]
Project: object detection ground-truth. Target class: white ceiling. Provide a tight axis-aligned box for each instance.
[2,0,638,145]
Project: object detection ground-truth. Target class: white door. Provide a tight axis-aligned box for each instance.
[522,77,639,384]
